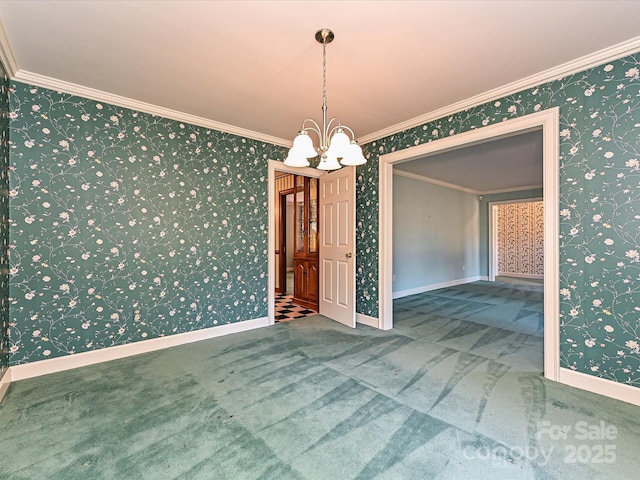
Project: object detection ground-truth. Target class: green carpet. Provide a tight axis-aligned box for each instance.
[0,281,638,479]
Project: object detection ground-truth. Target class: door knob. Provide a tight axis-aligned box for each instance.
[346,252,353,258]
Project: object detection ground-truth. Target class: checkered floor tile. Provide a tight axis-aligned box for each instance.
[275,293,317,322]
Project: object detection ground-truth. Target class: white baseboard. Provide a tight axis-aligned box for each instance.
[0,368,11,403]
[10,317,269,382]
[392,276,488,299]
[498,273,544,280]
[558,367,640,407]
[356,313,379,328]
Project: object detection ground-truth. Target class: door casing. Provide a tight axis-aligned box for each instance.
[378,107,560,381]
[268,161,322,325]
[277,188,294,294]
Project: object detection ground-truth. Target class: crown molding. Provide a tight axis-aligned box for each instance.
[12,70,292,148]
[3,16,638,149]
[393,169,480,194]
[481,184,543,195]
[0,18,18,77]
[487,197,543,206]
[393,169,542,196]
[359,36,640,145]
[0,18,289,146]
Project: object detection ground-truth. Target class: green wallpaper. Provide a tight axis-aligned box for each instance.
[356,53,640,387]
[0,59,8,377]
[8,82,286,364]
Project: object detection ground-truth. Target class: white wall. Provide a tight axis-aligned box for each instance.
[393,174,480,296]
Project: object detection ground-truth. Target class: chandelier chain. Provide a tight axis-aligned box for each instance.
[322,39,327,113]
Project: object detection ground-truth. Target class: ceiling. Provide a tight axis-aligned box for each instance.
[394,130,543,193]
[0,1,639,191]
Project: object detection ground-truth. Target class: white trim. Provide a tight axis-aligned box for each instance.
[2,20,638,150]
[12,70,291,148]
[379,108,560,381]
[542,109,560,382]
[558,368,640,407]
[0,369,11,403]
[489,202,498,282]
[267,160,322,326]
[498,273,544,280]
[392,276,487,300]
[490,197,544,206]
[393,170,542,196]
[356,313,379,328]
[10,317,269,381]
[379,157,394,331]
[359,36,640,144]
[481,184,543,195]
[0,19,17,77]
[381,113,550,165]
[393,170,479,195]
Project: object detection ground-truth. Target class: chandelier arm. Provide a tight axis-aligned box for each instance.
[327,122,358,142]
[325,117,342,133]
[338,125,357,142]
[301,118,323,139]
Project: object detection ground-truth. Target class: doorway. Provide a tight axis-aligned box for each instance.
[268,161,357,328]
[273,172,319,322]
[379,107,560,381]
[280,191,294,294]
[275,179,295,296]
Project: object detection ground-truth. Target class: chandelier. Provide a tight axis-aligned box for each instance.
[284,29,367,171]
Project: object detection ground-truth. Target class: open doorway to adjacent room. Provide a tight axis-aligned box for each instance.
[273,171,319,323]
[268,161,358,328]
[379,108,560,381]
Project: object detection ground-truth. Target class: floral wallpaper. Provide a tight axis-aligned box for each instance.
[8,82,287,364]
[356,53,640,387]
[0,59,9,379]
[497,201,544,277]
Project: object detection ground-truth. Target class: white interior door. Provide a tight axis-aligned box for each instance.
[319,166,356,328]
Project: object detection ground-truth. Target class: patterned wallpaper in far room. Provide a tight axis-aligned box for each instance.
[497,201,544,277]
[8,81,287,365]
